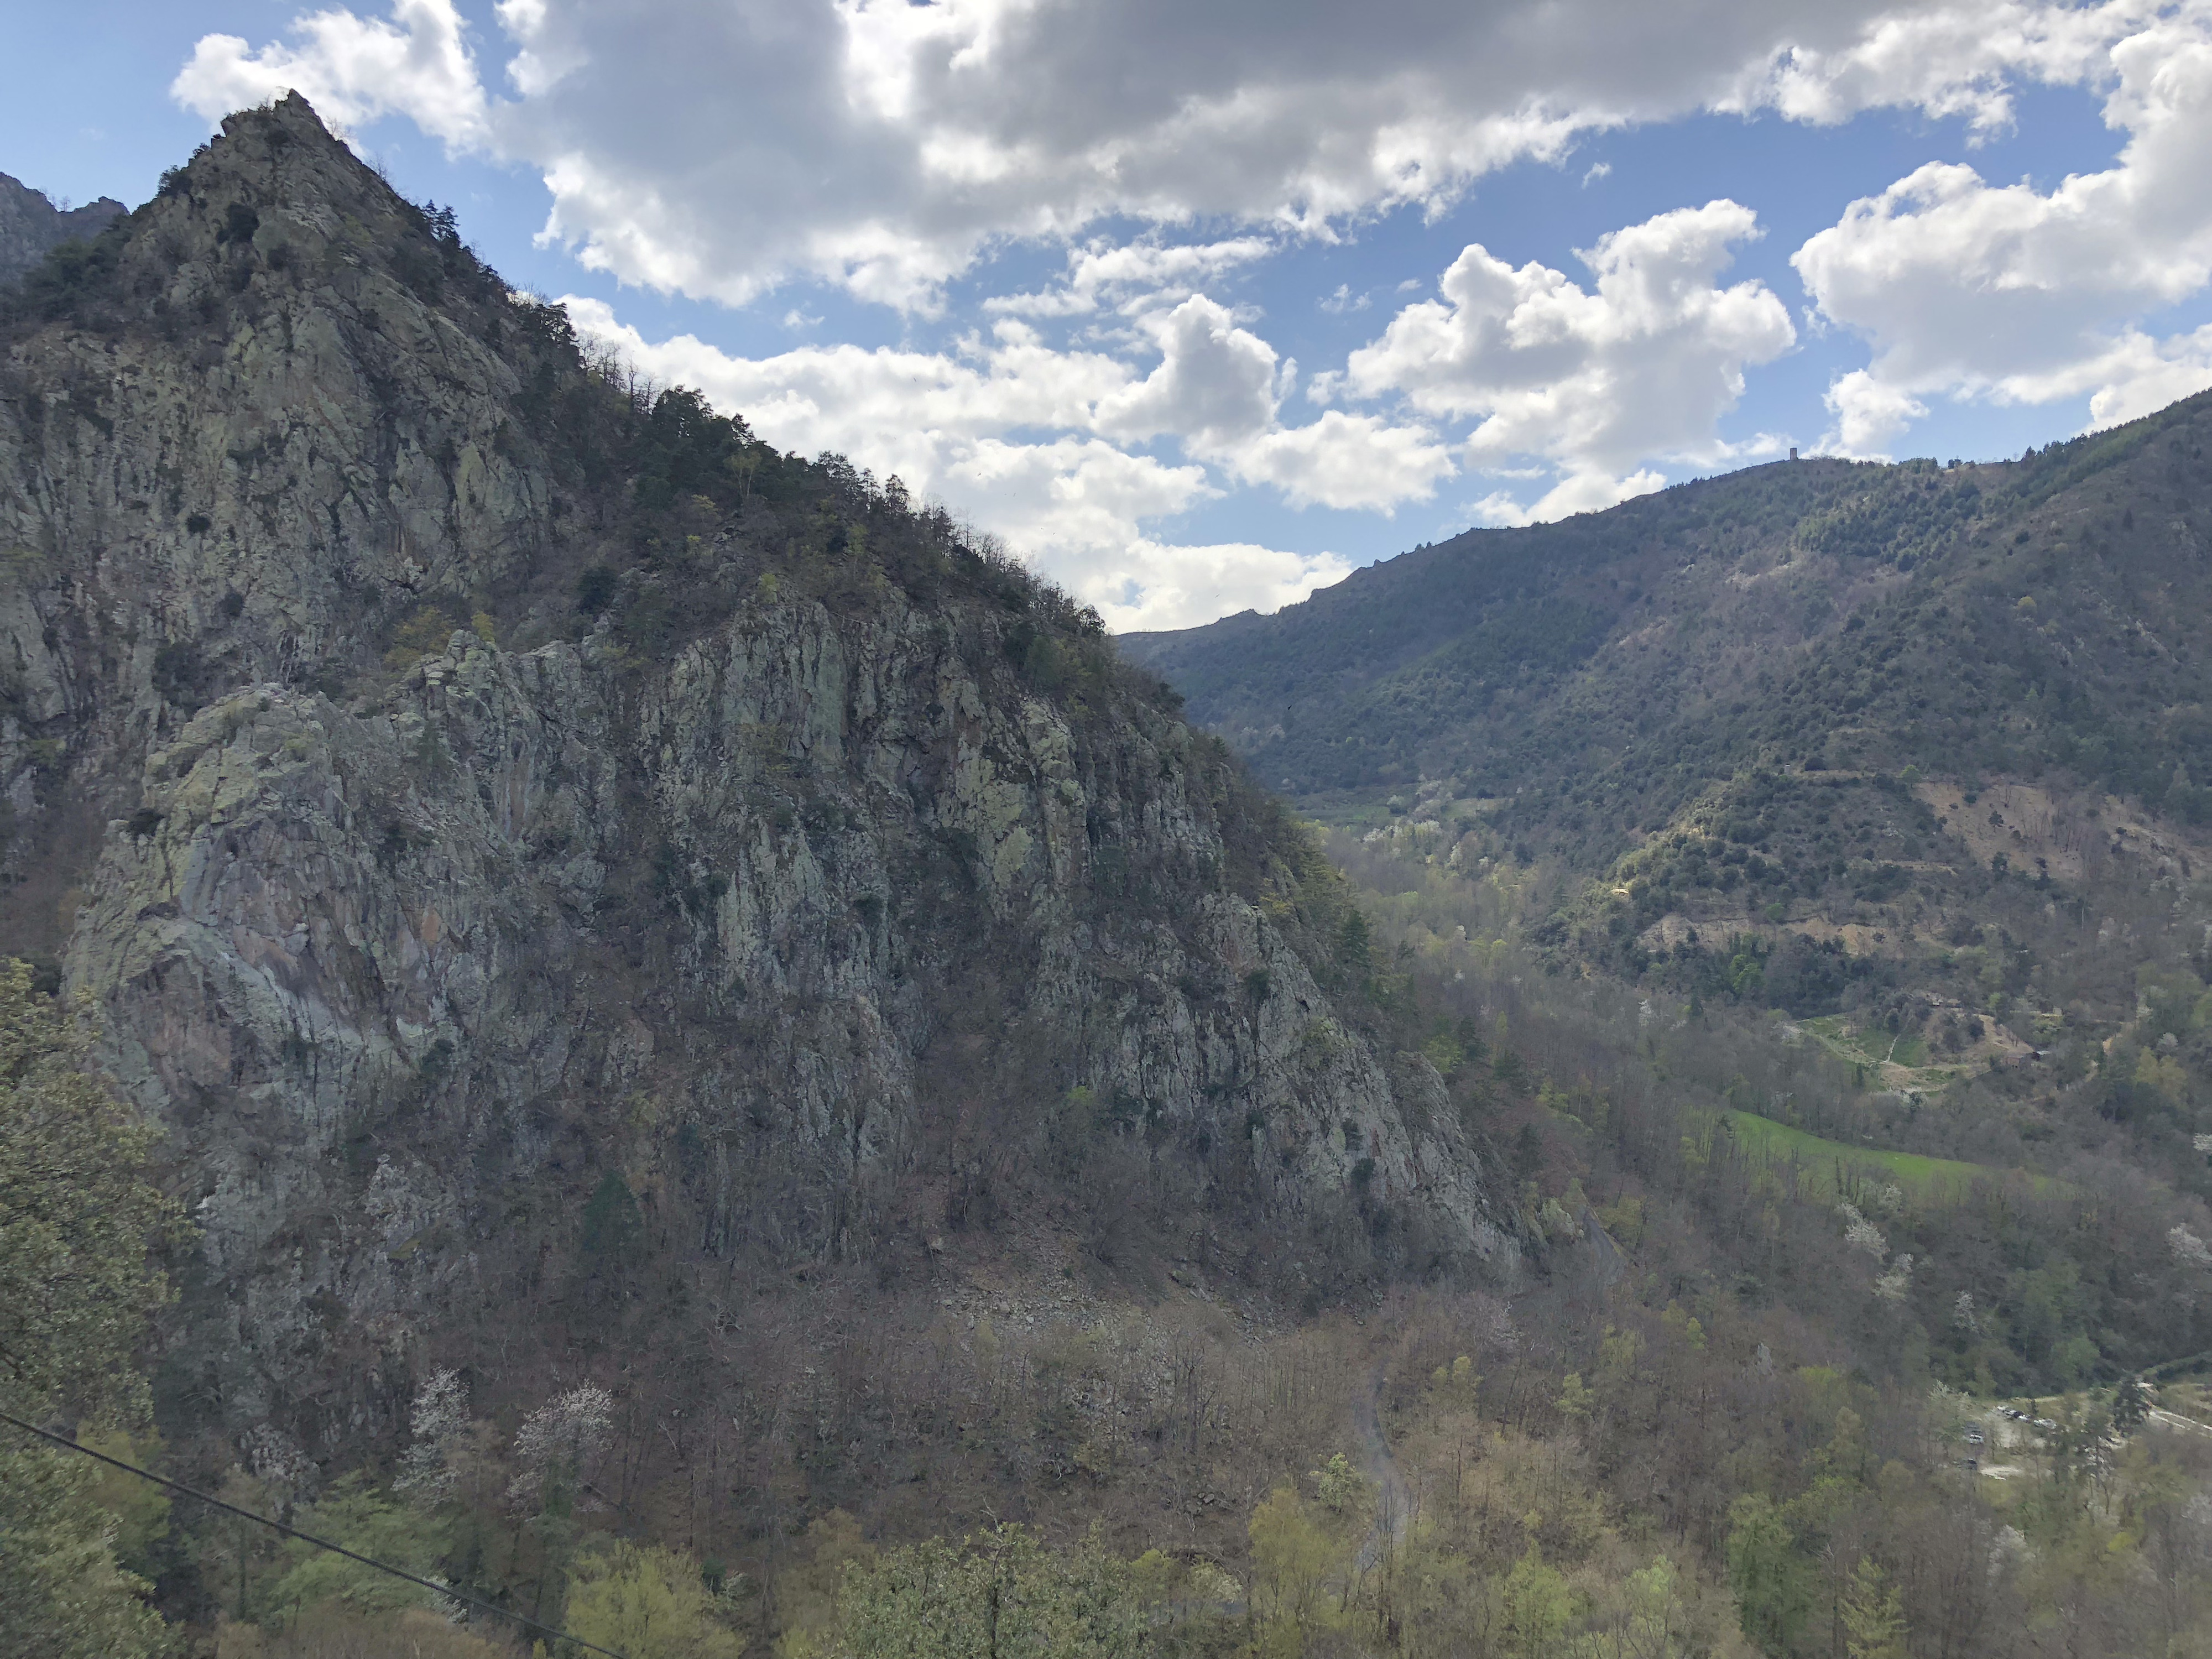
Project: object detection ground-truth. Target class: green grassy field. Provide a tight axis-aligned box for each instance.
[1722,1110,2047,1198]
[1802,1014,1931,1072]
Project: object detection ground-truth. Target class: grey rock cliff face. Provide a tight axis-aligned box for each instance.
[0,173,126,288]
[0,98,557,954]
[1,98,1514,1449]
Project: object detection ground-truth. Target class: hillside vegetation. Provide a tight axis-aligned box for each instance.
[1719,1110,2047,1200]
[1125,419,2212,832]
[12,97,2212,1659]
[18,821,2212,1658]
[1129,405,2212,1210]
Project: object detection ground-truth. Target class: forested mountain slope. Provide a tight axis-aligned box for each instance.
[1126,403,2212,1072]
[0,97,1512,1462]
[1126,413,2212,832]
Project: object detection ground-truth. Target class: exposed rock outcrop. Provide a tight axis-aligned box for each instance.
[0,98,1514,1451]
[0,171,124,288]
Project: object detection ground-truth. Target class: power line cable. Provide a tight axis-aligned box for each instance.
[0,1406,627,1659]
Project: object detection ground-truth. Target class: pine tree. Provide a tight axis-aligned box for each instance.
[1841,1557,1906,1659]
[2113,1374,2151,1432]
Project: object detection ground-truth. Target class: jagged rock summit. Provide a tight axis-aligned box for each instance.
[0,98,1512,1453]
[0,170,124,288]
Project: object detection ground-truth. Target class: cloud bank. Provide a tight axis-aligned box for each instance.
[171,0,2212,618]
[1348,200,1796,518]
[176,0,2160,310]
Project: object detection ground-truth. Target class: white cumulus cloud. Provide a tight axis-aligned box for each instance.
[1097,296,1282,451]
[1723,0,2153,133]
[173,0,489,149]
[1095,296,1458,510]
[1794,4,2212,444]
[987,237,1277,317]
[1233,413,1459,513]
[1346,200,1794,516]
[173,0,2166,311]
[558,298,1356,629]
[1821,370,1929,457]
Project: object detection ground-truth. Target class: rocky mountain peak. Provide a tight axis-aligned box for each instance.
[0,98,1515,1456]
[154,93,462,288]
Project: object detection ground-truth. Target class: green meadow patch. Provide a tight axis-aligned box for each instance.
[1722,1110,2054,1198]
[1802,1014,1935,1077]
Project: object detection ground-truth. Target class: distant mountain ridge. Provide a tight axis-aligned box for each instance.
[1125,401,2212,1021]
[1125,421,2212,823]
[0,170,124,288]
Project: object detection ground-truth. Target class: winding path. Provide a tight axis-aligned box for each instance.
[1352,1363,1413,1570]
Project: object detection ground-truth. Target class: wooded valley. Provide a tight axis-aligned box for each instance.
[6,96,2212,1659]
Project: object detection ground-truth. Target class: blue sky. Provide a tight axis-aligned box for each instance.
[10,1,2212,629]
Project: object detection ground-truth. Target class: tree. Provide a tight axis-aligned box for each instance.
[0,1447,171,1659]
[508,1383,615,1509]
[0,959,181,1659]
[1249,1479,1344,1640]
[823,1526,1155,1659]
[265,1475,448,1621]
[1727,1494,1810,1658]
[1620,1556,1693,1659]
[395,1369,472,1507]
[1557,1371,1595,1423]
[1499,1545,1574,1659]
[1840,1557,1907,1659]
[774,1510,873,1658]
[1310,1450,1376,1535]
[79,1423,173,1575]
[1584,1555,1694,1659]
[564,1543,744,1659]
[0,959,179,1417]
[579,1171,643,1264]
[2112,1374,2151,1432]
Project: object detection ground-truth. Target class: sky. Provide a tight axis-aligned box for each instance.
[8,2,2212,632]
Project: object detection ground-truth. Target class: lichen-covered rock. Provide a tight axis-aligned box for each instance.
[2,98,1515,1448]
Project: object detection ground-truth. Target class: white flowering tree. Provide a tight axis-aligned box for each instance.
[394,1368,471,1507]
[508,1384,616,1511]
